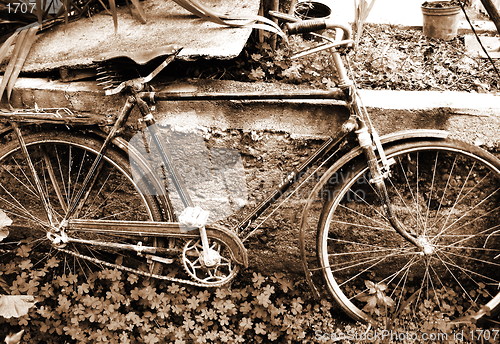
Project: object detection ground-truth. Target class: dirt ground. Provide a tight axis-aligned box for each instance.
[181,23,500,94]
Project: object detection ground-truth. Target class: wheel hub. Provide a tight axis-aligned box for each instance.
[417,236,435,255]
[46,229,69,247]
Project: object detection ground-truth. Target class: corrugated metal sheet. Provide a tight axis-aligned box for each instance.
[22,0,260,73]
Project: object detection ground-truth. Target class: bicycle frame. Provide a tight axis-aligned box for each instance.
[0,18,427,279]
[120,49,423,250]
[140,88,353,238]
[1,23,424,252]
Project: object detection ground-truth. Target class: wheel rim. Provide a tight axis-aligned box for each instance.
[0,135,162,273]
[319,144,499,325]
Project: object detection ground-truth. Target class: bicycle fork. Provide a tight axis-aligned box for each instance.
[355,121,429,252]
[336,44,428,252]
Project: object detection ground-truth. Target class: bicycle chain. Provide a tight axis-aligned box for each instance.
[56,248,228,288]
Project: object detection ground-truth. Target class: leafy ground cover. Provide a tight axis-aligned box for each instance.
[1,13,499,344]
[0,243,496,343]
[175,24,499,94]
[350,24,499,93]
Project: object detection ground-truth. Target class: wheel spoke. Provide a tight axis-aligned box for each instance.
[331,219,390,231]
[41,146,69,214]
[439,249,500,271]
[0,187,49,227]
[395,155,422,227]
[317,142,499,325]
[336,250,407,287]
[0,163,38,198]
[423,151,439,236]
[435,251,499,287]
[387,175,420,228]
[0,133,164,286]
[351,175,391,222]
[81,173,114,219]
[350,256,419,303]
[435,223,500,250]
[430,169,495,234]
[436,191,499,240]
[336,203,391,229]
[13,126,57,226]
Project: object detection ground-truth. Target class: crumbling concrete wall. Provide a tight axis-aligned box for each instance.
[9,78,499,277]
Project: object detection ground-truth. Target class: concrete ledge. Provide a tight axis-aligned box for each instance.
[8,77,500,147]
[358,89,500,115]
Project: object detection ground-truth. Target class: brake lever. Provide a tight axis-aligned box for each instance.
[268,11,300,23]
[290,39,354,59]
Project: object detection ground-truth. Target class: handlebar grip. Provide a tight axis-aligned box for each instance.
[286,19,327,35]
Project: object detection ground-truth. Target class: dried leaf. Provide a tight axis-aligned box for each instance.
[0,209,12,228]
[0,30,25,103]
[7,26,39,102]
[0,31,19,65]
[354,0,377,45]
[172,0,283,37]
[5,330,24,344]
[0,209,12,241]
[0,277,9,293]
[0,295,35,318]
[130,0,147,24]
[108,0,118,32]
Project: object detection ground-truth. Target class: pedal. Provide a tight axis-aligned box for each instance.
[145,254,174,265]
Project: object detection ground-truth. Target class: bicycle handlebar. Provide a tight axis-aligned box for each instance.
[103,18,353,96]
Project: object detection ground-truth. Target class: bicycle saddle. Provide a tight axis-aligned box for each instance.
[94,46,183,95]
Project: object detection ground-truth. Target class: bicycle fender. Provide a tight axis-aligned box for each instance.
[205,226,249,268]
[298,129,449,299]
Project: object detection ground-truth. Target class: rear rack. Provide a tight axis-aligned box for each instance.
[0,108,109,126]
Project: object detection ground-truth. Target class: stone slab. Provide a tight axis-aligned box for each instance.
[22,0,260,73]
[465,35,500,58]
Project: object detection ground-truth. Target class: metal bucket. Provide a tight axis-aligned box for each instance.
[293,0,332,20]
[421,1,461,40]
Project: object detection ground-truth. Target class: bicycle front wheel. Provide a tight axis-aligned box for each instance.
[317,139,499,325]
[0,130,166,273]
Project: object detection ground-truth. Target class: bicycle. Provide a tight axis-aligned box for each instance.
[0,17,498,326]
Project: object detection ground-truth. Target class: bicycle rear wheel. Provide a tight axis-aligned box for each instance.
[0,130,168,274]
[317,139,499,326]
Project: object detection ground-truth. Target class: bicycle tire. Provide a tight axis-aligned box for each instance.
[0,130,170,274]
[317,139,499,325]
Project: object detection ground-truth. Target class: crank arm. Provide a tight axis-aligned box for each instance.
[198,225,218,267]
[66,219,248,267]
